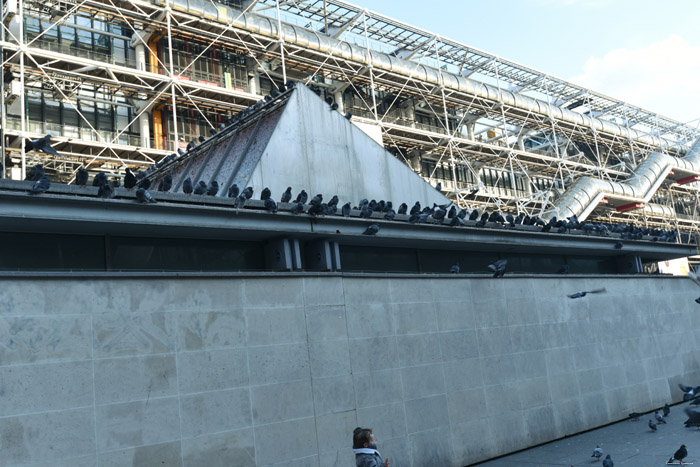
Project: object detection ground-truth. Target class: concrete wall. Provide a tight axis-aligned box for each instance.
[1,274,699,466]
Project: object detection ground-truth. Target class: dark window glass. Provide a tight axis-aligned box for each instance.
[0,232,105,270]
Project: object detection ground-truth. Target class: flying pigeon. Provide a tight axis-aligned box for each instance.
[648,419,657,431]
[488,259,507,278]
[281,187,292,203]
[124,168,136,189]
[206,181,219,196]
[450,262,460,274]
[668,445,687,465]
[29,175,50,194]
[591,446,603,459]
[362,224,379,236]
[679,384,700,401]
[182,177,193,194]
[135,187,156,204]
[25,134,58,156]
[194,181,207,195]
[602,454,613,467]
[567,288,606,299]
[75,168,89,186]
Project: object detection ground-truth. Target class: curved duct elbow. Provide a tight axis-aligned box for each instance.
[549,138,700,221]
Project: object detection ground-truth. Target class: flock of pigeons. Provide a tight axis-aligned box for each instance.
[590,384,700,466]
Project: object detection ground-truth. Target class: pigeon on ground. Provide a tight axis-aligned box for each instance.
[341,202,351,217]
[679,384,700,401]
[25,134,58,156]
[450,262,460,274]
[655,411,667,424]
[488,259,507,278]
[158,174,173,192]
[290,202,304,215]
[628,412,642,421]
[137,177,151,190]
[135,187,156,203]
[183,177,193,194]
[30,175,50,194]
[124,168,136,189]
[567,288,606,299]
[556,264,569,274]
[684,408,700,428]
[206,181,219,196]
[592,446,603,459]
[281,187,292,203]
[75,168,89,186]
[602,454,613,467]
[264,198,277,213]
[261,187,271,200]
[97,182,113,198]
[668,445,687,465]
[228,183,239,198]
[663,403,670,417]
[648,420,657,431]
[194,181,207,195]
[362,224,379,235]
[295,190,308,204]
[25,163,45,181]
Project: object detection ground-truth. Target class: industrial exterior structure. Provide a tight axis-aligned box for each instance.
[2,0,700,241]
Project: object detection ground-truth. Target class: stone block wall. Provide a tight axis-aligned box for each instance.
[0,274,698,466]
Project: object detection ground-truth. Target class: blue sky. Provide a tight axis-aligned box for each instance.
[364,0,700,125]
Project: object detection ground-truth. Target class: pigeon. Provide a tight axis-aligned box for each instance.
[469,209,479,221]
[567,288,606,299]
[663,403,670,417]
[25,164,45,182]
[435,182,442,191]
[97,182,113,198]
[198,135,205,143]
[592,446,603,459]
[29,175,50,194]
[290,202,304,215]
[556,264,569,274]
[295,190,308,204]
[668,445,687,465]
[614,241,623,249]
[25,134,58,156]
[158,174,173,192]
[281,187,292,203]
[209,128,216,136]
[648,419,657,431]
[410,202,421,215]
[398,203,408,215]
[628,412,642,421]
[194,181,207,195]
[328,195,339,207]
[341,202,351,217]
[655,411,666,424]
[330,102,338,111]
[449,216,463,227]
[261,187,271,200]
[206,181,219,196]
[384,209,396,221]
[488,259,507,278]
[182,177,193,194]
[679,384,700,401]
[177,148,186,156]
[228,184,240,198]
[75,168,89,186]
[344,112,352,120]
[360,205,373,219]
[186,140,195,152]
[310,194,323,206]
[362,224,379,235]
[602,454,613,467]
[264,198,277,213]
[685,407,700,427]
[135,187,156,203]
[124,168,136,189]
[138,177,151,190]
[450,262,460,274]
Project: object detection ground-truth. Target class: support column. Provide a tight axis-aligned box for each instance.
[249,72,260,95]
[132,31,149,73]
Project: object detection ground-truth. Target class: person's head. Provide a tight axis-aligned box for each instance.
[353,427,376,449]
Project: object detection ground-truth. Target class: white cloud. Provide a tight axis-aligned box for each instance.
[570,35,700,124]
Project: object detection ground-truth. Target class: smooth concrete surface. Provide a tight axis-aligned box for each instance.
[0,275,699,466]
[248,84,451,208]
[476,402,699,466]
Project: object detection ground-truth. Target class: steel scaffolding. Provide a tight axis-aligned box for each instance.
[1,0,699,241]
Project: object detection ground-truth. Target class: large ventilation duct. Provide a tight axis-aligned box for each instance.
[549,138,700,221]
[215,7,677,148]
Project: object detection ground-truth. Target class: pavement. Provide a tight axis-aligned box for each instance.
[474,405,699,466]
